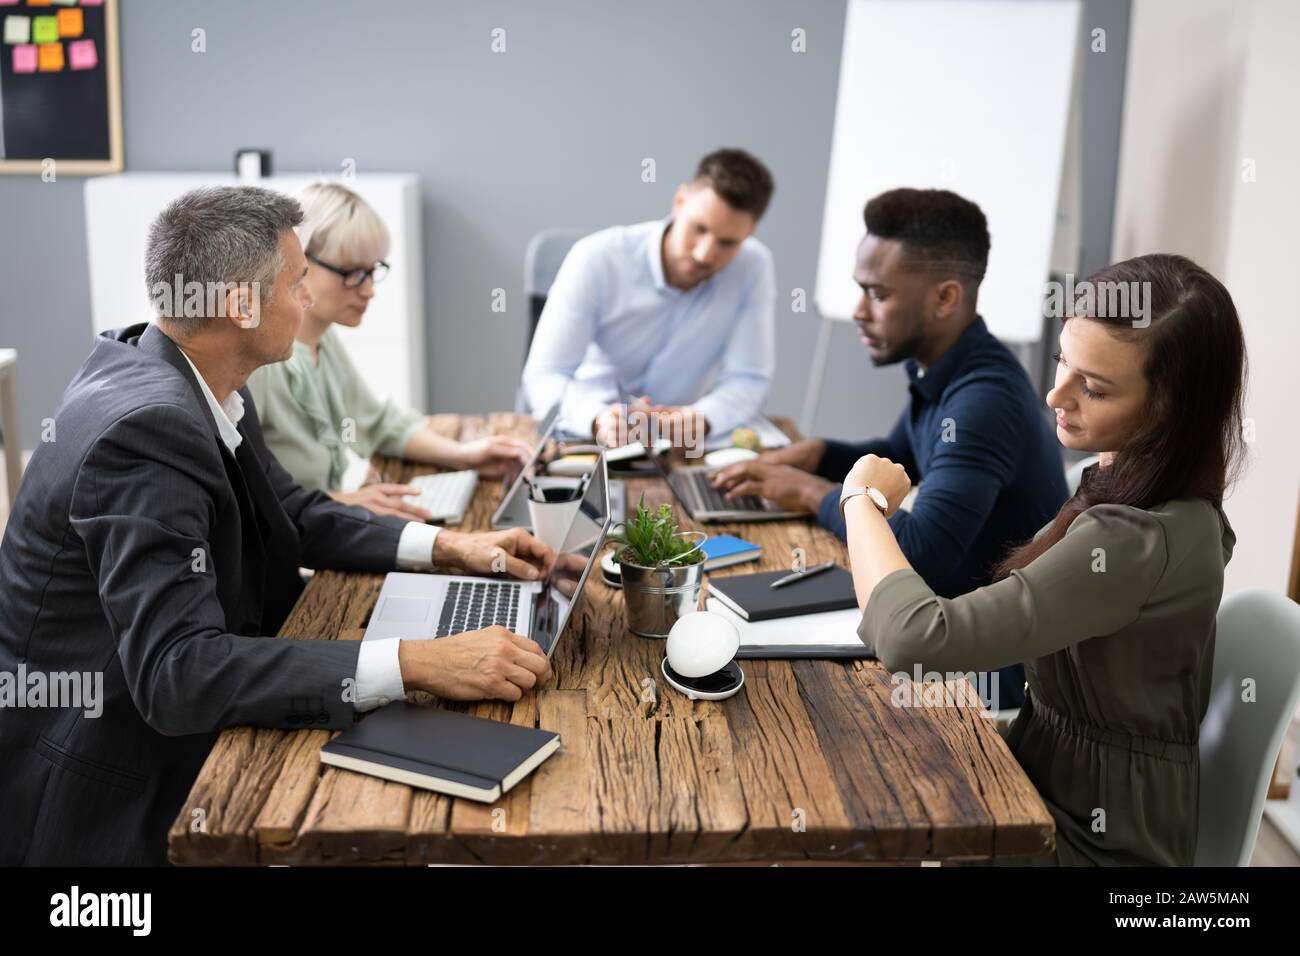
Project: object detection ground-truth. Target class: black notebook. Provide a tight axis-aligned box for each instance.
[707,566,857,621]
[319,702,561,803]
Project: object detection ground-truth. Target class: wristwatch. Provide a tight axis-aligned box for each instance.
[839,485,889,520]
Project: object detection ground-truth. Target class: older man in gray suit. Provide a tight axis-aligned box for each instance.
[0,186,555,865]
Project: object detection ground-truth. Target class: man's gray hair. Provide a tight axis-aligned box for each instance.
[144,185,303,328]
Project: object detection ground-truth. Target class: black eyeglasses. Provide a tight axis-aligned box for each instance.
[308,255,390,288]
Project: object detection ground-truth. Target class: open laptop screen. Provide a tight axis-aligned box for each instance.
[490,402,563,529]
[530,455,611,657]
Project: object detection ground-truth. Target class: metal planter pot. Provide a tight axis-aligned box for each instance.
[617,532,706,638]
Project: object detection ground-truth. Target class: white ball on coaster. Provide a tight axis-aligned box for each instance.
[661,611,745,701]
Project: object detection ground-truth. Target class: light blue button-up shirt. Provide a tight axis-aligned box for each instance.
[521,218,776,437]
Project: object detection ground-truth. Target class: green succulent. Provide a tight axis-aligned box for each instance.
[607,495,703,568]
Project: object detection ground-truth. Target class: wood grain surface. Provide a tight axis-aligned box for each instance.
[168,413,1054,865]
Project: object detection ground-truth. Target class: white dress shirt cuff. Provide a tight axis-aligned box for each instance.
[352,638,406,712]
[396,522,441,570]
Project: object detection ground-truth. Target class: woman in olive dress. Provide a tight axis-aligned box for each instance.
[844,254,1247,865]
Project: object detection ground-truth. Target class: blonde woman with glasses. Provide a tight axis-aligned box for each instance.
[247,182,531,520]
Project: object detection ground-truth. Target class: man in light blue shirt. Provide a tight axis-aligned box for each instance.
[522,149,777,446]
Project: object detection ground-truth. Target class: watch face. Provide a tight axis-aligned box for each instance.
[866,488,888,511]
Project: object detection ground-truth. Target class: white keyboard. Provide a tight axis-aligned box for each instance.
[402,470,478,525]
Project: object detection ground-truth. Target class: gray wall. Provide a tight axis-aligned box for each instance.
[0,0,1126,452]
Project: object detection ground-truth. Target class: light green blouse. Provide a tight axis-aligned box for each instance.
[245,328,425,493]
[859,498,1236,866]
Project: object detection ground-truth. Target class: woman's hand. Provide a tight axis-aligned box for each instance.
[844,454,912,517]
[332,484,432,521]
[452,435,535,477]
[842,455,914,610]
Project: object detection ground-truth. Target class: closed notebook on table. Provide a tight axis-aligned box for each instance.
[319,701,560,803]
[707,566,856,621]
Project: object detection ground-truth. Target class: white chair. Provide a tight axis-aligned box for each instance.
[0,349,20,508]
[1196,588,1300,866]
[1064,454,1100,495]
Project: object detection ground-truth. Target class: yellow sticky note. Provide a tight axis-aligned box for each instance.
[37,41,62,71]
[56,7,81,38]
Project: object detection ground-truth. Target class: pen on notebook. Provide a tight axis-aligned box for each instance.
[769,561,836,589]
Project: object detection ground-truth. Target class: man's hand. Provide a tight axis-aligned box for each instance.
[399,628,551,702]
[710,460,834,513]
[844,454,912,516]
[758,438,827,473]
[647,404,709,454]
[433,527,554,580]
[332,484,432,521]
[451,435,535,477]
[593,396,653,448]
[548,550,590,598]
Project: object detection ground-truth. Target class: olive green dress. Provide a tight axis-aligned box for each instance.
[858,499,1235,866]
[246,328,425,493]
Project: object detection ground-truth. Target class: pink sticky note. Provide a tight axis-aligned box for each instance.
[0,1,20,7]
[12,44,36,73]
[68,36,94,69]
[79,0,103,5]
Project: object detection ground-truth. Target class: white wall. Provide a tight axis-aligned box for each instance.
[1113,0,1299,595]
[1111,0,1250,274]
[1220,0,1300,595]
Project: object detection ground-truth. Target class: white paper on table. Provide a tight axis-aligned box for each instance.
[705,598,864,649]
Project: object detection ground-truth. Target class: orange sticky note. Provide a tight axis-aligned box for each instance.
[56,7,81,37]
[37,41,63,71]
[27,0,53,6]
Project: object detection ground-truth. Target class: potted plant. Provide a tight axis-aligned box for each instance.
[608,496,706,638]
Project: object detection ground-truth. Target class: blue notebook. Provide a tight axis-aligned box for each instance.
[701,535,761,571]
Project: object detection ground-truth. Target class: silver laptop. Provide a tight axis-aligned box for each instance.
[648,438,807,523]
[492,403,626,530]
[364,455,611,659]
[490,403,562,530]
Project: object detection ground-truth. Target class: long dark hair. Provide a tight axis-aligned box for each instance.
[996,253,1247,577]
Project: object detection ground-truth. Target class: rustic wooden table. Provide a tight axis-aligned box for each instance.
[168,412,1054,865]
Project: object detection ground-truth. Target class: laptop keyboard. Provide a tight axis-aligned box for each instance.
[686,469,767,513]
[402,470,478,524]
[435,580,522,637]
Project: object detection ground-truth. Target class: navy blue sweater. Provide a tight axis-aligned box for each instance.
[816,317,1068,599]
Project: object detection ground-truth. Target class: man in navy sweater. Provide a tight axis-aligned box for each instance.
[713,189,1068,708]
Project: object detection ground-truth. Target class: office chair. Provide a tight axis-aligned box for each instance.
[0,348,21,509]
[1196,588,1300,866]
[522,228,589,358]
[518,228,589,413]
